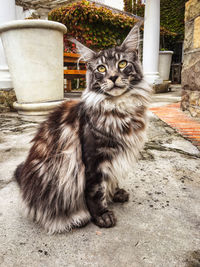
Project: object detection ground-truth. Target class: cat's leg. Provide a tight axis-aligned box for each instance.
[113,188,129,203]
[85,177,116,228]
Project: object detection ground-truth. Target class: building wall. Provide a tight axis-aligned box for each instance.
[181,0,200,117]
[104,0,124,10]
[15,5,33,20]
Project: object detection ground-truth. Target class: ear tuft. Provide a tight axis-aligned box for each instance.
[68,38,96,62]
[120,20,143,52]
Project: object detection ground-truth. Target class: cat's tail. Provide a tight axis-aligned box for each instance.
[14,162,24,186]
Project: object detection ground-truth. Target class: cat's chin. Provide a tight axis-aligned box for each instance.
[105,87,127,97]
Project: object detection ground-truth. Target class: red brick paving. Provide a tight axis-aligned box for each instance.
[150,102,200,149]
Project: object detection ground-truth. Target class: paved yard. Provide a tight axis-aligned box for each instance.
[151,103,200,149]
[0,86,200,267]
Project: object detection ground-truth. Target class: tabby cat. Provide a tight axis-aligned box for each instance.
[14,22,151,234]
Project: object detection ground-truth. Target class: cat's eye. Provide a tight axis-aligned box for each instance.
[118,60,127,69]
[97,65,106,73]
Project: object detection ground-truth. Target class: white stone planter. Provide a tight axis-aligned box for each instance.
[158,51,173,81]
[0,20,67,115]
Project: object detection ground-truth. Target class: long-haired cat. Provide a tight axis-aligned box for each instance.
[14,22,151,234]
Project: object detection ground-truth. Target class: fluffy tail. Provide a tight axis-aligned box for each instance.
[14,162,24,186]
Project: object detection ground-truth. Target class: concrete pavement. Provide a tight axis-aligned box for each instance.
[0,86,200,267]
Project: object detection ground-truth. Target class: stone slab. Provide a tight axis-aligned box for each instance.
[184,20,194,52]
[152,81,170,94]
[182,53,200,92]
[193,16,200,49]
[182,2,200,116]
[185,0,200,22]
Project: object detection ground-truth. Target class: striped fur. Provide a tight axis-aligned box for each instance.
[14,23,152,233]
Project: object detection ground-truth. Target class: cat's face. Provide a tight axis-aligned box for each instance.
[86,47,143,96]
[70,22,143,97]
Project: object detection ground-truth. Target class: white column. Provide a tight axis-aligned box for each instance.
[142,0,162,85]
[0,0,16,89]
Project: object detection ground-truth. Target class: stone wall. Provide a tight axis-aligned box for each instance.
[181,0,200,117]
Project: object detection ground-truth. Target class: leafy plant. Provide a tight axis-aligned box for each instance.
[49,0,172,52]
[124,0,145,17]
[160,48,169,51]
[123,0,186,50]
[49,0,138,52]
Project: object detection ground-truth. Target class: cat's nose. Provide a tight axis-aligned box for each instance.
[109,75,118,83]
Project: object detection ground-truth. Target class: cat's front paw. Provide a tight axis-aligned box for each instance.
[93,211,116,228]
[113,188,129,203]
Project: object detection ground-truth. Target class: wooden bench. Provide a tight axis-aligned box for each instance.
[64,53,86,91]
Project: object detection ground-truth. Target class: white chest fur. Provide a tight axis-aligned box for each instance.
[98,102,147,200]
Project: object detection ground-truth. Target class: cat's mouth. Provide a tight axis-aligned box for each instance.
[105,86,128,97]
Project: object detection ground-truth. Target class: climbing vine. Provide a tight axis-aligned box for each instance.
[123,0,186,45]
[49,0,137,52]
[49,0,173,52]
[160,0,186,39]
[124,0,145,17]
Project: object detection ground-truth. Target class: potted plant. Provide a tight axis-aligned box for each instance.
[159,48,173,81]
[0,20,67,115]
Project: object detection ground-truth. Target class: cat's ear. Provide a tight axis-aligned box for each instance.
[69,38,96,62]
[120,20,143,52]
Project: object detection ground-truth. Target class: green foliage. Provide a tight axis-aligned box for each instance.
[124,0,145,17]
[160,0,186,38]
[124,0,133,13]
[49,0,139,52]
[160,0,187,50]
[123,0,186,48]
[132,0,145,17]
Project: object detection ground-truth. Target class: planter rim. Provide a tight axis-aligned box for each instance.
[159,50,173,54]
[0,19,67,34]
